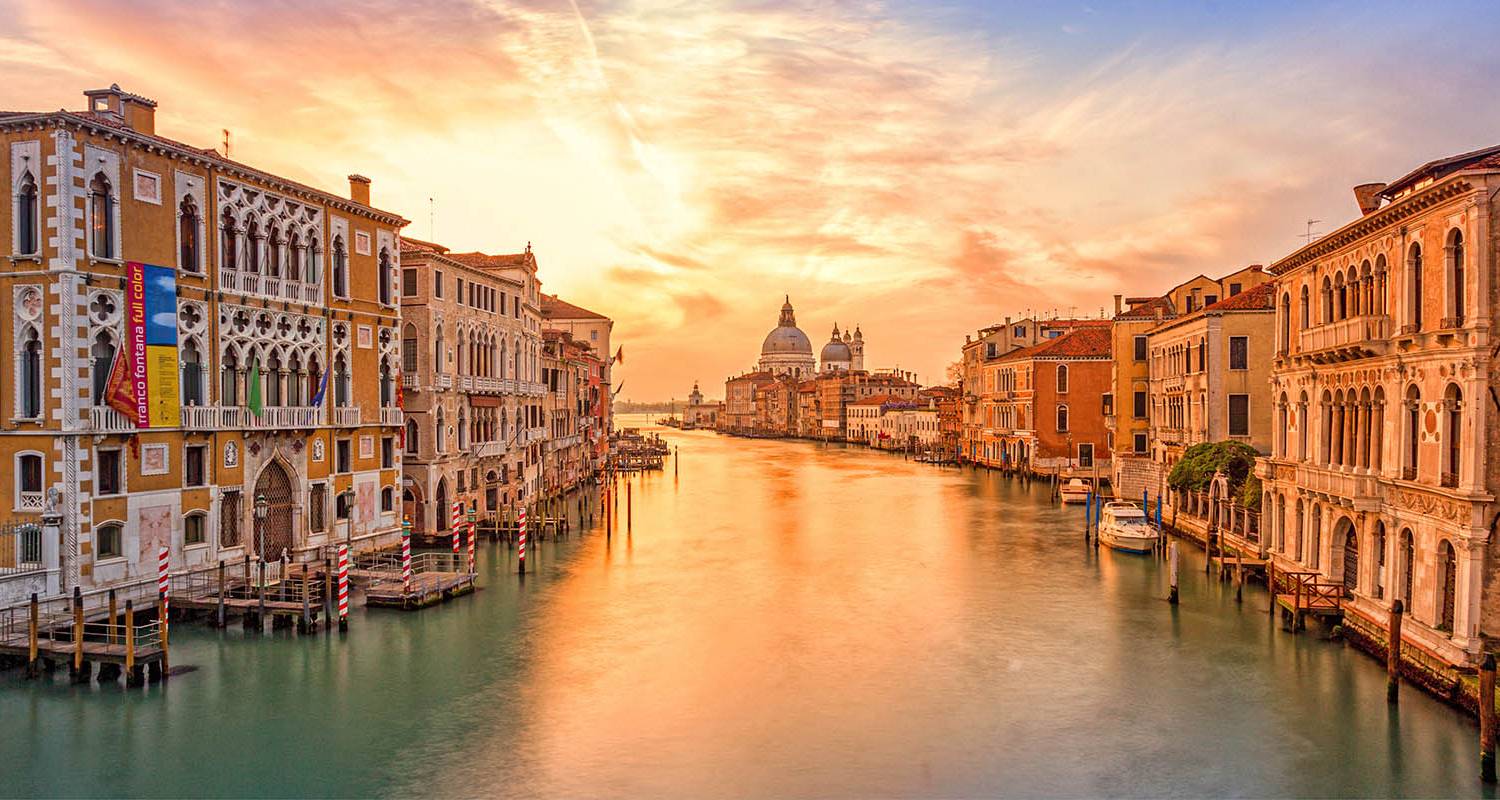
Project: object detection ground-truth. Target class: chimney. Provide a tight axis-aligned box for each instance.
[84,84,156,133]
[348,174,371,206]
[1113,294,1123,315]
[1353,183,1385,215]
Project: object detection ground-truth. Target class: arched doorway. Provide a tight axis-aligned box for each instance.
[1338,518,1358,595]
[434,478,449,533]
[1437,540,1457,632]
[1400,528,1415,609]
[253,460,295,561]
[402,483,423,533]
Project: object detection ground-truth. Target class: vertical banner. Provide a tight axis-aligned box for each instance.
[123,262,149,427]
[142,263,180,428]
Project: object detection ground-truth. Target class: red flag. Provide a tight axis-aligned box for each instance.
[102,348,136,421]
[613,345,623,365]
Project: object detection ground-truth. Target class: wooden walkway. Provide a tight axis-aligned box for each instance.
[353,551,476,610]
[0,591,167,685]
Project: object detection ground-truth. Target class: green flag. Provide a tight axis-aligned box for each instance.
[248,359,263,417]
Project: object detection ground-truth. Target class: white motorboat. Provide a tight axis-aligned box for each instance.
[1098,502,1158,553]
[1059,478,1091,504]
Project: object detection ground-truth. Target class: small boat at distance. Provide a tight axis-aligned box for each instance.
[1098,502,1158,553]
[1059,478,1091,504]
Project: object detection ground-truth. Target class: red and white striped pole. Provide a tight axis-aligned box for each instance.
[157,545,170,638]
[518,506,528,575]
[336,544,350,631]
[451,501,462,556]
[467,502,477,576]
[401,517,413,593]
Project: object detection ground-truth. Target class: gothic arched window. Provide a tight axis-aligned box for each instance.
[88,173,115,259]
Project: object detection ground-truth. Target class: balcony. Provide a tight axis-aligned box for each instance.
[17,491,43,512]
[1295,463,1381,511]
[437,374,453,390]
[402,375,419,390]
[87,405,136,433]
[471,376,505,394]
[219,268,323,306]
[181,405,227,430]
[380,407,405,427]
[472,440,508,459]
[459,375,474,392]
[242,406,323,429]
[526,426,547,443]
[332,407,363,427]
[1296,314,1390,362]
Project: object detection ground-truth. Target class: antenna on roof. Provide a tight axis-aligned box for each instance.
[1302,218,1323,244]
[222,129,231,158]
[429,197,435,241]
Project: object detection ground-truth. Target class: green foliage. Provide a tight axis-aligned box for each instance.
[1239,473,1262,511]
[1166,441,1260,498]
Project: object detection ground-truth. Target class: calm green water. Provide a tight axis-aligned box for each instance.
[1,416,1489,798]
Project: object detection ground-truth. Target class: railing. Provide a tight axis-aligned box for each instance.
[352,550,470,578]
[0,524,42,574]
[437,374,453,390]
[526,426,547,443]
[473,376,505,394]
[379,407,404,426]
[473,441,508,458]
[1294,463,1380,505]
[459,375,474,391]
[219,268,323,307]
[1298,313,1390,354]
[16,492,43,513]
[87,405,136,433]
[180,405,222,430]
[332,407,362,427]
[241,406,323,429]
[401,375,419,390]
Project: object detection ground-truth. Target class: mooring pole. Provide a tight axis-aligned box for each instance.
[217,559,227,628]
[1168,542,1179,606]
[26,592,39,679]
[1387,599,1404,704]
[70,586,86,683]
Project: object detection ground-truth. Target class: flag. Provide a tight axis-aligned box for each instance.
[309,367,330,407]
[613,345,623,365]
[611,382,624,398]
[395,369,404,410]
[248,360,263,417]
[102,347,136,421]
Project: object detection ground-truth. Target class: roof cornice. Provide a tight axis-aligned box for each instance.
[1268,176,1474,276]
[1,111,409,227]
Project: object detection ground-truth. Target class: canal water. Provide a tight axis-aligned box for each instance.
[1,416,1488,798]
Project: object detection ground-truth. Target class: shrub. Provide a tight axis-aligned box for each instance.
[1166,441,1260,500]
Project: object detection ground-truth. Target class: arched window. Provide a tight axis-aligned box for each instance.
[221,209,238,269]
[304,236,320,284]
[332,236,348,297]
[402,324,418,374]
[89,173,115,259]
[1373,522,1387,600]
[1399,528,1415,608]
[1276,394,1288,457]
[16,171,39,255]
[1403,385,1420,480]
[1407,242,1423,330]
[1360,259,1373,315]
[1320,390,1333,465]
[245,219,261,274]
[1443,384,1462,487]
[19,325,41,418]
[458,412,467,450]
[1309,504,1322,570]
[378,248,392,305]
[1334,272,1347,320]
[435,325,445,373]
[405,419,419,454]
[1056,364,1069,393]
[1279,293,1291,353]
[1347,266,1360,317]
[1321,276,1333,323]
[267,225,283,278]
[499,339,508,378]
[435,409,446,454]
[90,330,116,406]
[1055,404,1069,432]
[16,452,43,511]
[178,197,199,271]
[1437,539,1457,633]
[1299,285,1310,329]
[334,355,351,407]
[1446,229,1465,325]
[380,362,393,406]
[221,350,240,406]
[381,486,395,513]
[287,232,302,282]
[1373,254,1387,315]
[1298,392,1309,460]
[180,338,204,406]
[265,352,282,407]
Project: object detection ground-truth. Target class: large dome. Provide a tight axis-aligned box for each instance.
[761,296,813,356]
[763,325,813,355]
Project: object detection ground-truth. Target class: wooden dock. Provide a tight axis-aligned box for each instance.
[0,589,168,686]
[1271,568,1344,630]
[352,551,476,610]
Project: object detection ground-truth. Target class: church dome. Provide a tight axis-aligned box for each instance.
[761,296,813,356]
[821,324,852,363]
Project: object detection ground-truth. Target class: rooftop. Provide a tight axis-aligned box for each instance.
[541,293,610,322]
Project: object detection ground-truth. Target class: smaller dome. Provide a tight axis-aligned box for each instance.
[821,338,852,363]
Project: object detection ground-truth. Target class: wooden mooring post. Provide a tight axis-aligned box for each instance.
[1168,542,1179,606]
[1387,599,1404,704]
[156,592,170,678]
[217,559,228,628]
[108,589,118,644]
[1481,654,1497,783]
[70,587,88,683]
[124,600,143,687]
[26,592,39,678]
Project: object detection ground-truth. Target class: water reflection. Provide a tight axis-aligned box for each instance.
[0,418,1484,798]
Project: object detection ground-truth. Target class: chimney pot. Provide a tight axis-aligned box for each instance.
[1113,294,1123,315]
[1353,182,1386,215]
[348,174,371,206]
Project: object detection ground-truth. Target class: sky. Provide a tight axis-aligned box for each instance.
[3,0,1499,400]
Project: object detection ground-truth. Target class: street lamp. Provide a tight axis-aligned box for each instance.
[254,492,268,562]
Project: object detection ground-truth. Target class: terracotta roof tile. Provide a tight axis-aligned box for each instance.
[999,326,1111,361]
[448,251,534,270]
[540,293,609,321]
[1203,280,1276,311]
[1115,295,1175,320]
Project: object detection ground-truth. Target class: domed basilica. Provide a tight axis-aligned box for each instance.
[757,296,864,378]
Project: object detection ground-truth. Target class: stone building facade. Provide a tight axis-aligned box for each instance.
[0,85,405,601]
[1257,145,1500,668]
[989,325,1113,475]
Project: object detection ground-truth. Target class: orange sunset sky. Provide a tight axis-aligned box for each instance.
[4,0,1499,399]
